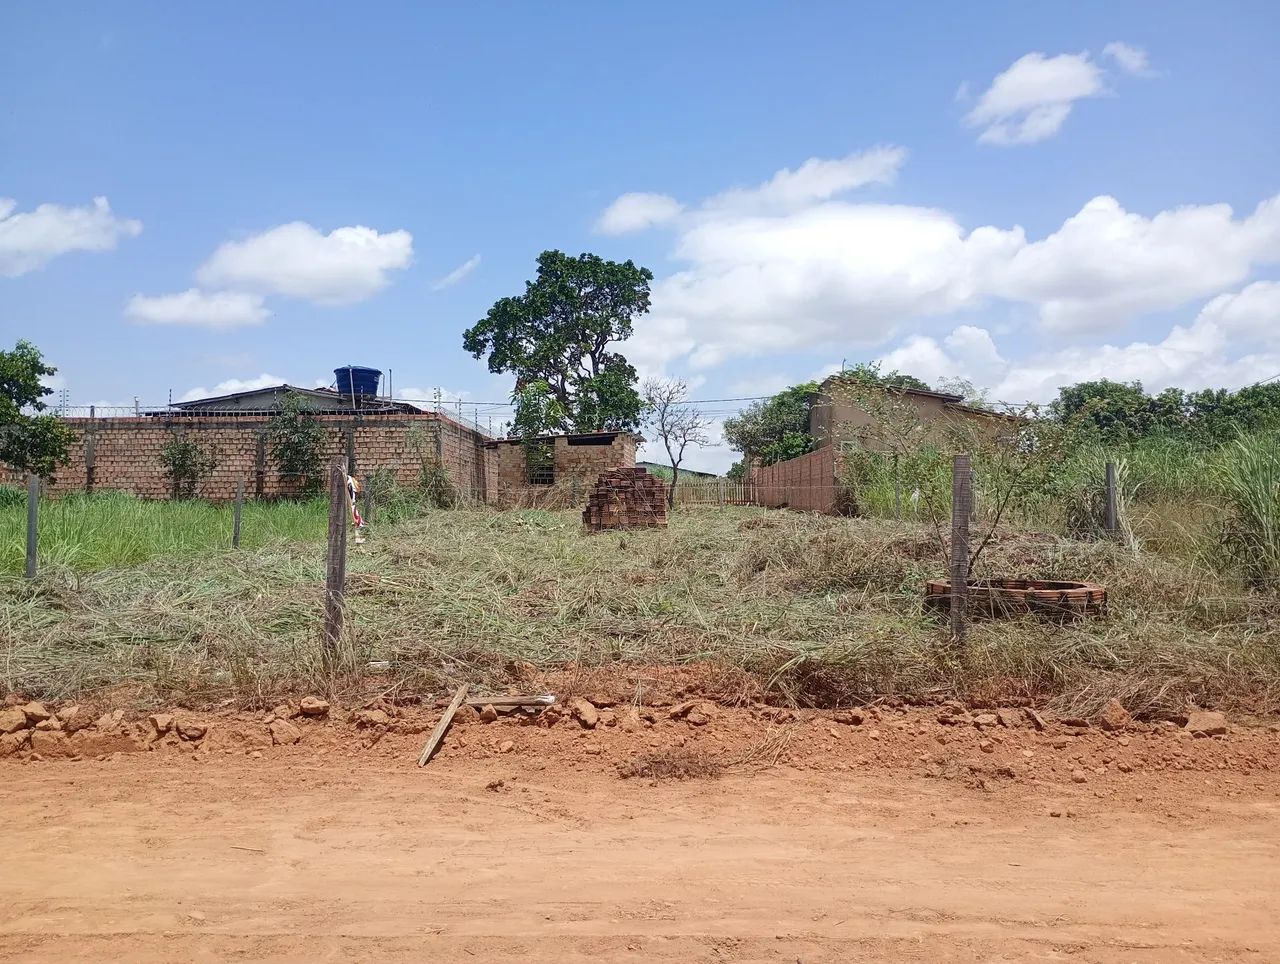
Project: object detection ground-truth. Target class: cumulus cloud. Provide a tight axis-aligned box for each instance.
[179,373,287,402]
[431,253,481,290]
[873,281,1280,406]
[1103,41,1155,77]
[125,289,270,330]
[596,193,684,234]
[0,196,141,277]
[965,51,1105,144]
[615,148,1280,371]
[196,221,413,304]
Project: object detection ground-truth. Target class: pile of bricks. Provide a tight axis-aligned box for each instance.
[582,467,668,531]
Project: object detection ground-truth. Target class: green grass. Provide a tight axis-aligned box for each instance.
[2,505,1277,719]
[0,490,329,575]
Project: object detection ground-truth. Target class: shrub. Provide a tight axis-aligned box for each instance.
[159,434,217,499]
[268,392,326,495]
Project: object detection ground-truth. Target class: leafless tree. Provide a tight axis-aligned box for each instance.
[643,378,712,507]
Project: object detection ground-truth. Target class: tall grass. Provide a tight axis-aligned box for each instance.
[0,490,328,574]
[1210,433,1280,585]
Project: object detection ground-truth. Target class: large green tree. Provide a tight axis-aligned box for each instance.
[1,339,73,477]
[463,250,652,436]
[723,382,820,469]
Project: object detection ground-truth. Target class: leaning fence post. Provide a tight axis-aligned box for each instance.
[950,454,972,644]
[232,478,244,548]
[1104,461,1118,536]
[25,474,39,580]
[893,454,902,521]
[322,459,349,673]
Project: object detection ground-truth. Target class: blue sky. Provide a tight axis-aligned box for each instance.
[3,1,1279,470]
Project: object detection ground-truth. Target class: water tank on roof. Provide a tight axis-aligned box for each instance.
[335,366,381,397]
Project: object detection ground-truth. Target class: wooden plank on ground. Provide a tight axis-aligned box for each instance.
[418,683,470,767]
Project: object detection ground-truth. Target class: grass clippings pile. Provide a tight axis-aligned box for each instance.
[2,506,1277,720]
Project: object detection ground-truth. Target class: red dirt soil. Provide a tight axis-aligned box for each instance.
[3,677,1280,962]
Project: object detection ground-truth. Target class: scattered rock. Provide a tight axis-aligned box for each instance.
[1059,717,1090,729]
[451,704,480,725]
[299,696,330,717]
[34,717,63,731]
[1049,809,1062,818]
[69,731,143,756]
[271,704,296,721]
[478,704,500,724]
[21,702,51,724]
[0,731,30,757]
[176,719,208,741]
[996,708,1021,728]
[583,745,603,755]
[486,778,505,792]
[499,740,514,754]
[571,698,599,729]
[148,714,174,738]
[685,703,715,727]
[669,700,700,719]
[1024,709,1047,731]
[94,710,124,731]
[268,719,302,746]
[833,709,865,726]
[939,710,971,726]
[979,740,995,753]
[29,730,73,758]
[55,704,81,725]
[539,707,562,727]
[0,706,29,734]
[1071,769,1088,784]
[1185,710,1228,737]
[1096,699,1132,732]
[972,713,999,728]
[618,708,643,732]
[355,709,391,728]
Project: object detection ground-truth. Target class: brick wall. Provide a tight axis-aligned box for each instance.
[2,412,491,503]
[487,432,638,505]
[750,446,840,513]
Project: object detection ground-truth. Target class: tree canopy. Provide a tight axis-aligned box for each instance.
[1,339,73,477]
[463,250,652,436]
[722,381,820,470]
[1048,377,1280,442]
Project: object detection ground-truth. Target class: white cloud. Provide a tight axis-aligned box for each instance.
[0,196,141,277]
[431,254,481,290]
[618,146,1280,370]
[706,146,907,212]
[196,221,413,305]
[126,289,270,330]
[179,373,287,402]
[989,195,1280,331]
[965,51,1105,144]
[1103,41,1155,77]
[596,193,684,234]
[395,386,471,404]
[871,282,1280,405]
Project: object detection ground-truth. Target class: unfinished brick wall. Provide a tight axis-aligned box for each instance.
[750,446,840,513]
[2,412,491,503]
[487,432,638,505]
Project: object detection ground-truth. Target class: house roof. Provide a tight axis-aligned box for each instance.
[167,384,422,414]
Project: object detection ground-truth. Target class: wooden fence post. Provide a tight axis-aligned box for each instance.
[1104,461,1118,536]
[893,454,902,521]
[321,459,349,672]
[365,473,376,527]
[950,454,972,644]
[232,478,244,548]
[25,474,39,580]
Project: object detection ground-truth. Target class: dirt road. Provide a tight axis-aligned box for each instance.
[2,752,1278,963]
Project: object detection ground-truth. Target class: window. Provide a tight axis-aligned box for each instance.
[526,442,554,485]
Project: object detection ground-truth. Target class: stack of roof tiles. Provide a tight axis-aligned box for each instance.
[582,467,668,531]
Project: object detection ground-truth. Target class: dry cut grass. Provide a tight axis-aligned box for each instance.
[2,506,1277,719]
